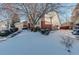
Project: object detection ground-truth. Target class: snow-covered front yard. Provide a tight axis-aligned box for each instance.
[0,30,79,55]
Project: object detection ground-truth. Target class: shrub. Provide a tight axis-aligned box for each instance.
[10,27,18,33]
[40,29,50,35]
[22,27,28,30]
[35,27,41,32]
[0,30,11,37]
[0,27,18,37]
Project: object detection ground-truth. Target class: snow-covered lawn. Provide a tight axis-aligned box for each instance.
[0,30,79,55]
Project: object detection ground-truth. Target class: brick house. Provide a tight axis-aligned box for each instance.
[37,11,61,30]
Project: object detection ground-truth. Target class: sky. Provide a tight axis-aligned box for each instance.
[0,3,77,23]
[59,3,77,23]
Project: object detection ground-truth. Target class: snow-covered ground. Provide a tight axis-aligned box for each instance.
[0,30,79,55]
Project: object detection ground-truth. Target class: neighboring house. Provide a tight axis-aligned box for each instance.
[60,22,73,29]
[37,11,61,30]
[14,22,23,30]
[0,19,13,31]
[0,20,25,31]
[15,21,28,30]
[71,4,79,24]
[0,20,7,31]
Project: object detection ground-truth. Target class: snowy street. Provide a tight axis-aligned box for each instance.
[0,30,78,55]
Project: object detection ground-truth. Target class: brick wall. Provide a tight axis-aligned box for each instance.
[41,21,52,30]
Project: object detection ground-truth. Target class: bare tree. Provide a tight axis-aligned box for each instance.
[0,3,74,29]
[0,3,20,29]
[11,3,62,28]
[58,4,76,24]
